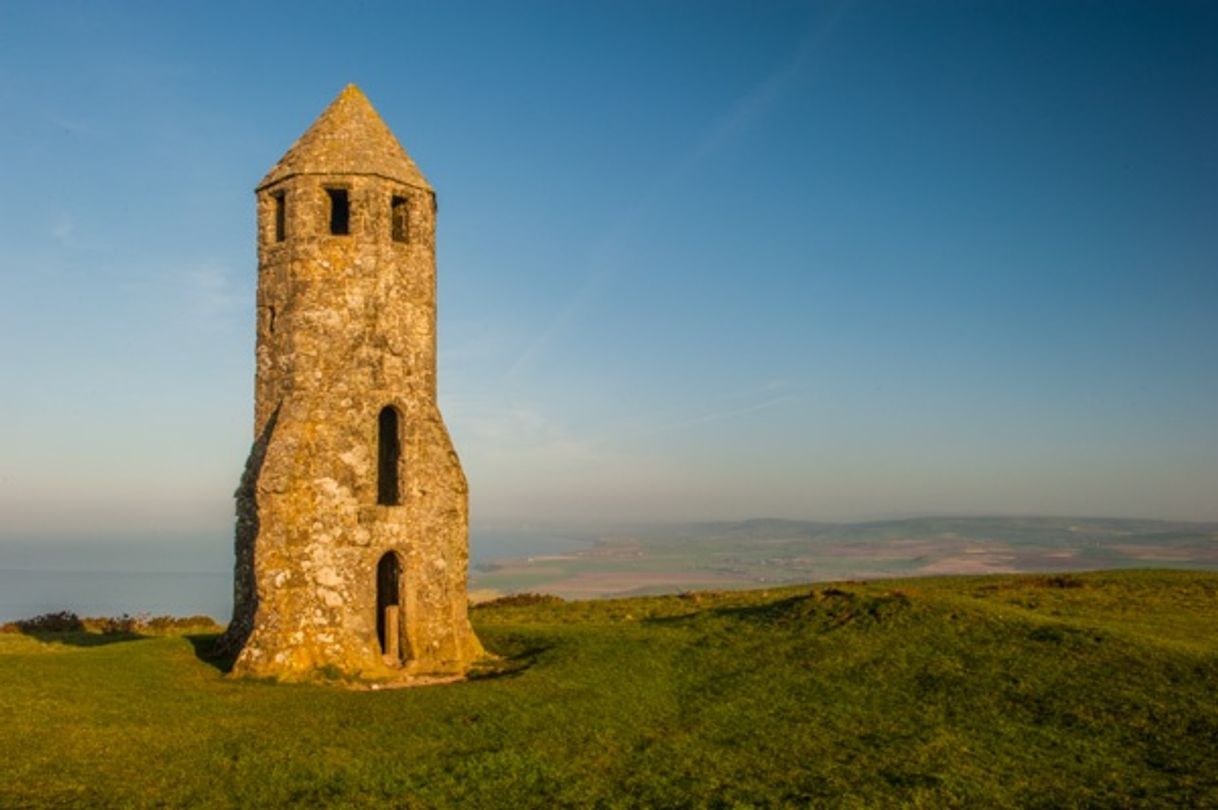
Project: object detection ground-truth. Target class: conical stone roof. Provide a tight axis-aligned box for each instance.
[257,84,431,191]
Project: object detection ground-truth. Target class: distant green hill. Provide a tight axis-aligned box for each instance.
[471,516,1218,599]
[2,570,1216,807]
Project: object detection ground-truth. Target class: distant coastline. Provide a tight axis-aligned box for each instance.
[3,516,1214,621]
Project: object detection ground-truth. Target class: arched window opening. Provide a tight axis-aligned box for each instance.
[327,188,350,235]
[377,406,401,506]
[376,552,403,664]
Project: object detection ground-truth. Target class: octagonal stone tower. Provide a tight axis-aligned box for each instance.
[219,85,483,681]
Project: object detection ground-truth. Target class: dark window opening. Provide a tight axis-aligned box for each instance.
[267,305,276,334]
[327,188,350,235]
[273,192,286,242]
[377,406,401,506]
[376,552,402,663]
[391,195,410,243]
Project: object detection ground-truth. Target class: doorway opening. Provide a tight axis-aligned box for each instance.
[376,552,403,665]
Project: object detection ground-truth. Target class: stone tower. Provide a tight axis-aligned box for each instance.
[220,85,483,682]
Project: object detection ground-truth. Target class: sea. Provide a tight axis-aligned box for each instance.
[0,526,591,623]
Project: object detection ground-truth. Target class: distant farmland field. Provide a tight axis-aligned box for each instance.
[471,515,1218,599]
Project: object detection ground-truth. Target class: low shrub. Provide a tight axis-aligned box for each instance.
[475,593,565,609]
[1,611,85,634]
[1,612,221,637]
[94,614,140,635]
[137,615,222,632]
[1032,574,1086,589]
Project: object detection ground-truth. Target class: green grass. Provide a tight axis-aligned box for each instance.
[2,570,1216,808]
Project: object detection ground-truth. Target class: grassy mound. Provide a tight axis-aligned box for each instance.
[1,570,1215,807]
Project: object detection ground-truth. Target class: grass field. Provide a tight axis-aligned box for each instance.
[2,570,1216,807]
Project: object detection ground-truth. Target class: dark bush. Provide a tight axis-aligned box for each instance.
[2,611,85,634]
[140,615,221,632]
[1031,575,1086,589]
[2,612,221,637]
[95,614,139,635]
[476,593,565,609]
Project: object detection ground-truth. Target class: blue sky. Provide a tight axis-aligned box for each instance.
[1,0,1216,552]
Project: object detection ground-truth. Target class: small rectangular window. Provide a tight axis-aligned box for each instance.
[273,192,286,242]
[391,196,409,243]
[327,188,350,235]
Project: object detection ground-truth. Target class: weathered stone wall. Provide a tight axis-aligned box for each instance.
[220,87,483,682]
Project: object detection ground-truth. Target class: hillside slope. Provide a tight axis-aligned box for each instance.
[1,570,1216,807]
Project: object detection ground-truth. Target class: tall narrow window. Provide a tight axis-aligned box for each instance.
[327,188,350,235]
[391,195,409,243]
[273,192,286,242]
[377,406,401,505]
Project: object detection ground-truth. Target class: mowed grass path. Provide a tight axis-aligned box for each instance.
[2,570,1216,808]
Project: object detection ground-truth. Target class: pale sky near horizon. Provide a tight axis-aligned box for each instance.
[1,0,1216,550]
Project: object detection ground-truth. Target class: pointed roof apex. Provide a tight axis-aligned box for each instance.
[258,84,431,191]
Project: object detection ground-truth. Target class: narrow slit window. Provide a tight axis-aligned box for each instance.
[327,188,350,235]
[377,406,401,505]
[391,195,409,243]
[273,192,286,242]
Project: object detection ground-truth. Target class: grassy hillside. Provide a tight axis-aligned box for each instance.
[2,570,1216,808]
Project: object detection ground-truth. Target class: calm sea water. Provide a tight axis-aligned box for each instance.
[0,569,233,623]
[0,526,590,623]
